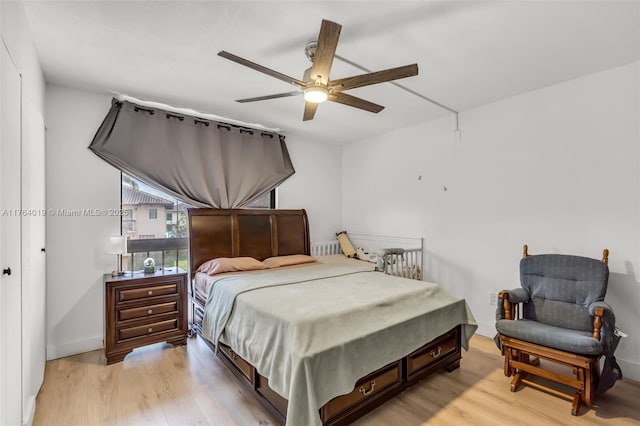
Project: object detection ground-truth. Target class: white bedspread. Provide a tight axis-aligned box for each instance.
[201,259,477,426]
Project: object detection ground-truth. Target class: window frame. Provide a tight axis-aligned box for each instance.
[119,173,277,272]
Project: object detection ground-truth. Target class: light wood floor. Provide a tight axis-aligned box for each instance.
[33,335,639,426]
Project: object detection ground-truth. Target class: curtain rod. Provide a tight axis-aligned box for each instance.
[117,100,284,140]
[113,93,283,131]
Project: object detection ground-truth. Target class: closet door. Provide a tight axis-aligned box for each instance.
[0,41,23,426]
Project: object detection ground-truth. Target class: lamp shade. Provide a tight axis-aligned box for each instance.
[108,236,127,255]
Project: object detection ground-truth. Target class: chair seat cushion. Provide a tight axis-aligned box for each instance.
[496,319,602,355]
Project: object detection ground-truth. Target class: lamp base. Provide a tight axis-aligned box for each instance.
[111,270,125,277]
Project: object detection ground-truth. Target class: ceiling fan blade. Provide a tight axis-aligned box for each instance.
[236,91,302,103]
[329,64,419,92]
[303,102,319,121]
[218,51,305,87]
[328,92,385,113]
[310,20,341,85]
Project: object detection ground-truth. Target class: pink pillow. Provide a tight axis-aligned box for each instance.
[197,257,268,276]
[263,255,317,268]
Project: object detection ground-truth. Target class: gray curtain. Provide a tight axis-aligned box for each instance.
[89,99,295,208]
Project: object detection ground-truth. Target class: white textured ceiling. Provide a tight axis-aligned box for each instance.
[23,1,640,144]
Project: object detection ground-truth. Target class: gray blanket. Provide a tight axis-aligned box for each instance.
[201,261,477,426]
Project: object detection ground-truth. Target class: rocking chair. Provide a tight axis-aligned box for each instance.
[495,245,620,415]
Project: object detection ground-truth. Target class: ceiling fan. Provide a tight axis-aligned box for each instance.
[218,19,419,121]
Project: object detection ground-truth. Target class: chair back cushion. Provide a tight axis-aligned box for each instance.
[520,254,608,332]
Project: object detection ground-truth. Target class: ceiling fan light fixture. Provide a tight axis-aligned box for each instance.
[303,85,328,103]
[219,19,420,121]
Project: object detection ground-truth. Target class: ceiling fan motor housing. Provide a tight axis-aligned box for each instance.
[304,41,317,63]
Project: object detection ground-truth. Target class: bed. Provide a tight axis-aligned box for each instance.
[188,208,477,426]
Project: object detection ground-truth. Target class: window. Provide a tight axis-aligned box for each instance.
[121,173,276,273]
[122,209,135,232]
[122,174,191,272]
[248,190,276,209]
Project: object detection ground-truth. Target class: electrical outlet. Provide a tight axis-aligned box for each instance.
[489,292,498,306]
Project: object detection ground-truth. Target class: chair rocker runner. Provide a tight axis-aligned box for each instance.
[495,245,622,415]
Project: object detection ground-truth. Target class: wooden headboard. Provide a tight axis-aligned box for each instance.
[188,209,310,277]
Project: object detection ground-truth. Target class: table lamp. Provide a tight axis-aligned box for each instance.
[109,236,127,276]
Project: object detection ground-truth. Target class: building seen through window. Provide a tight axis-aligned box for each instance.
[121,174,274,272]
[121,176,190,272]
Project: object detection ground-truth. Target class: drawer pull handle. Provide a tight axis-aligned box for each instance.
[147,290,153,295]
[430,346,442,358]
[148,327,153,333]
[230,351,239,361]
[147,309,153,314]
[359,381,376,396]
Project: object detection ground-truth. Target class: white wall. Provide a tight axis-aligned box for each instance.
[342,62,640,381]
[44,84,343,358]
[45,86,119,359]
[278,136,342,242]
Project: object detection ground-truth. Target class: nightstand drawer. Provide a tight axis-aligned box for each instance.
[117,283,178,302]
[118,318,178,341]
[118,301,178,322]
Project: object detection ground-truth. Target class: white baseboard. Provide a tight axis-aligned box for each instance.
[46,336,103,361]
[617,358,640,383]
[22,395,36,426]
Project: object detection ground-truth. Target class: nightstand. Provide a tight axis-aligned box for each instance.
[104,270,188,364]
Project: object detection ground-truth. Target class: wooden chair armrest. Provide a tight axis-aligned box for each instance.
[498,291,514,320]
[592,305,604,340]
